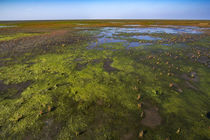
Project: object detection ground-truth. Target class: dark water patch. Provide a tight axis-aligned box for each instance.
[74,58,84,62]
[121,132,134,140]
[56,82,71,87]
[11,81,32,99]
[141,102,162,128]
[36,118,62,140]
[0,80,32,99]
[103,59,119,73]
[181,72,199,83]
[0,80,9,92]
[75,62,88,71]
[91,59,101,64]
[207,112,210,119]
[197,56,210,67]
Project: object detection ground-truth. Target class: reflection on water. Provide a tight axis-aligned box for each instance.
[87,37,127,49]
[102,26,202,34]
[127,42,152,48]
[86,26,204,50]
[131,35,161,40]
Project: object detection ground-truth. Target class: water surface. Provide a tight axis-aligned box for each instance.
[86,26,204,49]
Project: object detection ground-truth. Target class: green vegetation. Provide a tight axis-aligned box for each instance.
[0,20,209,140]
[0,33,43,41]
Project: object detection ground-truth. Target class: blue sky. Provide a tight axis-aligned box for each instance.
[0,0,210,20]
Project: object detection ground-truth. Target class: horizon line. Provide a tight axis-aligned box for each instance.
[0,19,210,22]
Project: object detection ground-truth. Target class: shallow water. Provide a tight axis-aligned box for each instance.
[87,26,204,49]
[115,27,202,34]
[127,42,152,48]
[131,35,161,40]
[87,37,127,49]
[0,26,15,28]
[103,26,203,34]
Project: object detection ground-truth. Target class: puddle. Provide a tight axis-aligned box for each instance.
[0,80,31,99]
[97,37,126,44]
[128,42,152,48]
[141,102,162,128]
[131,35,161,40]
[103,59,119,73]
[0,26,16,28]
[75,62,88,71]
[87,37,126,49]
[207,112,210,119]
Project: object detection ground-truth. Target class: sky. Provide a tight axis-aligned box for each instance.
[0,0,210,20]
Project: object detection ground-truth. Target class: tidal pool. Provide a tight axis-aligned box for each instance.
[131,35,161,40]
[86,25,205,49]
[87,37,126,49]
[127,42,152,48]
[102,26,203,34]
